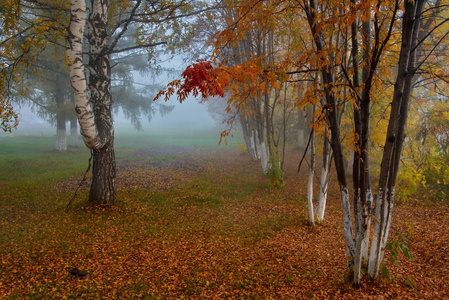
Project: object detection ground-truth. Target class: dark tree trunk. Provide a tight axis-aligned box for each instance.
[368,0,425,278]
[55,75,67,151]
[55,111,67,151]
[89,138,116,204]
[70,112,78,147]
[86,0,116,204]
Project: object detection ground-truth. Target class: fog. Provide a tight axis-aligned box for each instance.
[6,62,223,138]
[6,105,53,136]
[115,96,218,133]
[9,96,219,137]
[1,45,230,141]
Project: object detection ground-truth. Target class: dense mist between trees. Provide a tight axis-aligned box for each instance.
[10,96,218,138]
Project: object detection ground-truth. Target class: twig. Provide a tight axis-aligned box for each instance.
[65,150,93,212]
[297,128,314,173]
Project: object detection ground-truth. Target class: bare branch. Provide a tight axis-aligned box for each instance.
[108,42,167,54]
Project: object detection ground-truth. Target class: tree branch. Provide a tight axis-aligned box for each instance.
[108,0,142,53]
[108,42,168,54]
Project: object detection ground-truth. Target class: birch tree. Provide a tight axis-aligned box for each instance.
[367,0,429,279]
[66,0,210,204]
[67,0,114,203]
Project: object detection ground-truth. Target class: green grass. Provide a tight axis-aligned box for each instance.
[0,130,447,299]
[0,130,237,186]
[0,131,322,299]
[114,129,238,155]
[0,136,89,188]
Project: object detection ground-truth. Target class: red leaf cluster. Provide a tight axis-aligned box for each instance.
[154,60,230,103]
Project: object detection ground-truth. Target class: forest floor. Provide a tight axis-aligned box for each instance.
[0,142,448,299]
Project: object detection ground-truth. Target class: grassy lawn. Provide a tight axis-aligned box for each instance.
[0,131,448,299]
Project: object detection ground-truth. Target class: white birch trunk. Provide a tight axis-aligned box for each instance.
[341,187,355,258]
[368,187,395,278]
[307,126,315,225]
[307,168,315,226]
[240,119,258,160]
[260,142,269,174]
[55,128,67,151]
[248,131,257,159]
[368,0,424,279]
[67,0,116,204]
[354,226,368,284]
[316,140,332,222]
[361,190,373,263]
[245,129,259,160]
[316,165,329,222]
[353,189,369,285]
[368,189,384,277]
[67,0,103,150]
[254,130,262,160]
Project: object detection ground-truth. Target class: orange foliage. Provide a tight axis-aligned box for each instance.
[154,58,283,106]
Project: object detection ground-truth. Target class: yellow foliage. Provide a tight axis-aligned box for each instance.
[236,141,247,155]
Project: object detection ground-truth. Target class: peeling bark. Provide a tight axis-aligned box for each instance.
[67,0,102,150]
[67,0,116,204]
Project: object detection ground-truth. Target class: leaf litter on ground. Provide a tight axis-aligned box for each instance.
[0,146,448,299]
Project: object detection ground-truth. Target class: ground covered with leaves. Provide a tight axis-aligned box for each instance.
[0,144,448,299]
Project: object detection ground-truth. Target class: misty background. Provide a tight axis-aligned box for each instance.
[10,98,215,134]
[3,63,223,138]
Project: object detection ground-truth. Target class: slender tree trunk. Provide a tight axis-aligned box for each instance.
[240,116,259,160]
[70,112,78,147]
[316,135,332,222]
[260,141,269,174]
[304,0,356,273]
[350,5,374,285]
[307,113,315,225]
[67,0,103,150]
[240,117,252,157]
[297,106,311,150]
[54,75,67,151]
[281,85,288,171]
[90,138,116,203]
[87,0,116,204]
[368,0,424,278]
